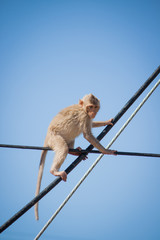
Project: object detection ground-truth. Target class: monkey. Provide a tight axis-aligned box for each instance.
[35,94,116,220]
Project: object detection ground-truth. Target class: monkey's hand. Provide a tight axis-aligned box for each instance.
[105,118,114,126]
[69,147,88,160]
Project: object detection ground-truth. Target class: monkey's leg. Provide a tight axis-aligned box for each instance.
[49,135,68,181]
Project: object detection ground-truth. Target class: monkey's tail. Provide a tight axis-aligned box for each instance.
[35,149,48,220]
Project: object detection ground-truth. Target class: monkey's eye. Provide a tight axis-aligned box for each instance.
[88,105,93,110]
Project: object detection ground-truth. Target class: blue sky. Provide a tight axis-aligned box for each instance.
[0,0,160,239]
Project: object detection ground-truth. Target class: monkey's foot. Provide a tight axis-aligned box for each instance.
[50,170,67,182]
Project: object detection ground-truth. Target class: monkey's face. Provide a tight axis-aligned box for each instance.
[86,104,99,119]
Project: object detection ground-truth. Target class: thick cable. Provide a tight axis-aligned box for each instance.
[116,151,160,158]
[34,79,160,240]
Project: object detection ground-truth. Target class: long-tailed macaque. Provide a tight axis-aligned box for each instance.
[35,94,116,220]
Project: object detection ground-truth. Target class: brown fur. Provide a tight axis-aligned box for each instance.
[35,94,115,220]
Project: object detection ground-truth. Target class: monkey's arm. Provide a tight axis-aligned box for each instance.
[84,131,115,155]
[83,118,115,154]
[92,118,114,128]
[83,122,109,154]
[84,132,104,152]
[92,121,107,127]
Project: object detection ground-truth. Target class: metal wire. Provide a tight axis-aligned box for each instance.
[0,144,160,157]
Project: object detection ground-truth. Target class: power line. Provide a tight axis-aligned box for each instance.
[0,144,160,158]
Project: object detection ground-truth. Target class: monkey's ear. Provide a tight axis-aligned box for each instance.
[79,99,84,106]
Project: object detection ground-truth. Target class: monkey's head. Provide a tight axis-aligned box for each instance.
[79,94,100,119]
